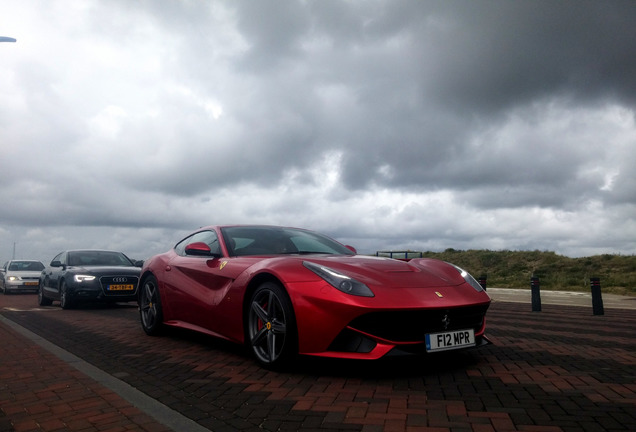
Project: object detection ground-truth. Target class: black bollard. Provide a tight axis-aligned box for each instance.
[531,276,541,312]
[590,277,604,316]
[478,275,487,291]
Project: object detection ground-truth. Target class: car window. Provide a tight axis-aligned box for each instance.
[222,226,354,256]
[8,261,45,271]
[174,235,191,256]
[232,237,255,250]
[51,252,65,266]
[222,227,292,255]
[175,230,220,256]
[67,251,133,266]
[288,235,338,254]
[29,261,45,271]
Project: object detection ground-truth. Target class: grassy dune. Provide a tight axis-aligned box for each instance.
[377,250,636,295]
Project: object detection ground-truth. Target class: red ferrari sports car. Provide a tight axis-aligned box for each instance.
[138,225,491,368]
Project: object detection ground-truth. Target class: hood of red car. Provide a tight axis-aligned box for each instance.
[300,255,466,289]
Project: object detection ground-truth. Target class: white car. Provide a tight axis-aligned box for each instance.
[0,260,45,294]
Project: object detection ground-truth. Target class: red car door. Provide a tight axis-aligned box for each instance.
[162,253,235,332]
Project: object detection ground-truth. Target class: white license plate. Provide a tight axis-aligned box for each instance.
[425,329,475,352]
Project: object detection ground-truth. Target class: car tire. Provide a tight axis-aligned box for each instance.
[38,284,53,306]
[139,275,164,335]
[60,281,74,309]
[246,282,298,369]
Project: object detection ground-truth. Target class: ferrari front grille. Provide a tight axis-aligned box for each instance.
[347,305,489,342]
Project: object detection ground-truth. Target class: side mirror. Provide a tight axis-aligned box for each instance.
[50,260,62,268]
[185,242,220,257]
[133,260,144,267]
[345,245,357,254]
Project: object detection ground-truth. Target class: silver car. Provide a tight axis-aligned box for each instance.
[0,260,45,294]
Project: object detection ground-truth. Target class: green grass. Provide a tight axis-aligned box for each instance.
[376,250,636,295]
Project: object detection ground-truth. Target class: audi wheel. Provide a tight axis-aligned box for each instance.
[38,283,52,306]
[60,281,74,309]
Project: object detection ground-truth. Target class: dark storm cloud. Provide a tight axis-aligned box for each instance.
[233,0,310,70]
[78,0,636,213]
[181,0,636,197]
[425,1,636,110]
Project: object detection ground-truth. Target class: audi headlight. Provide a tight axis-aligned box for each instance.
[303,261,374,297]
[74,274,96,283]
[449,263,484,292]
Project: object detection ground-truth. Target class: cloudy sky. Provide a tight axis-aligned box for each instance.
[1,0,635,264]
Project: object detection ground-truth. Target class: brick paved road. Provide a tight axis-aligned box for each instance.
[0,315,174,432]
[1,293,635,431]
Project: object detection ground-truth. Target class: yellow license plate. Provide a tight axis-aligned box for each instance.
[25,282,39,286]
[108,284,134,291]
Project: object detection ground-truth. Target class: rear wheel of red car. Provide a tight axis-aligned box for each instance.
[247,282,297,369]
[38,284,52,306]
[139,275,164,335]
[60,281,74,309]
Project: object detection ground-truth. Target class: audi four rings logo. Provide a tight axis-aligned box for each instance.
[113,277,128,283]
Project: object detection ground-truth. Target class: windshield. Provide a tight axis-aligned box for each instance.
[8,261,45,271]
[67,251,133,267]
[221,226,355,257]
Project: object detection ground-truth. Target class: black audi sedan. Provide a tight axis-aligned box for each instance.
[38,250,141,309]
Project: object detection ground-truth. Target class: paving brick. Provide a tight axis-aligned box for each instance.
[3,295,636,431]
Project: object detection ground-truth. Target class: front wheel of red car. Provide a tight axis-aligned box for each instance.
[139,275,164,335]
[247,282,298,369]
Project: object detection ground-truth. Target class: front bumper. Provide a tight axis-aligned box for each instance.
[68,282,138,303]
[66,274,140,303]
[69,286,138,303]
[306,307,490,360]
[289,281,491,360]
[4,281,40,292]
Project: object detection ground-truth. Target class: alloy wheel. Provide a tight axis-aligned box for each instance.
[139,276,163,335]
[248,284,295,367]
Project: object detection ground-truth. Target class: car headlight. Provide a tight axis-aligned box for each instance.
[303,261,374,297]
[74,274,96,283]
[8,276,20,281]
[448,263,484,292]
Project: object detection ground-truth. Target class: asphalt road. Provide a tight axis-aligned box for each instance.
[1,289,635,431]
